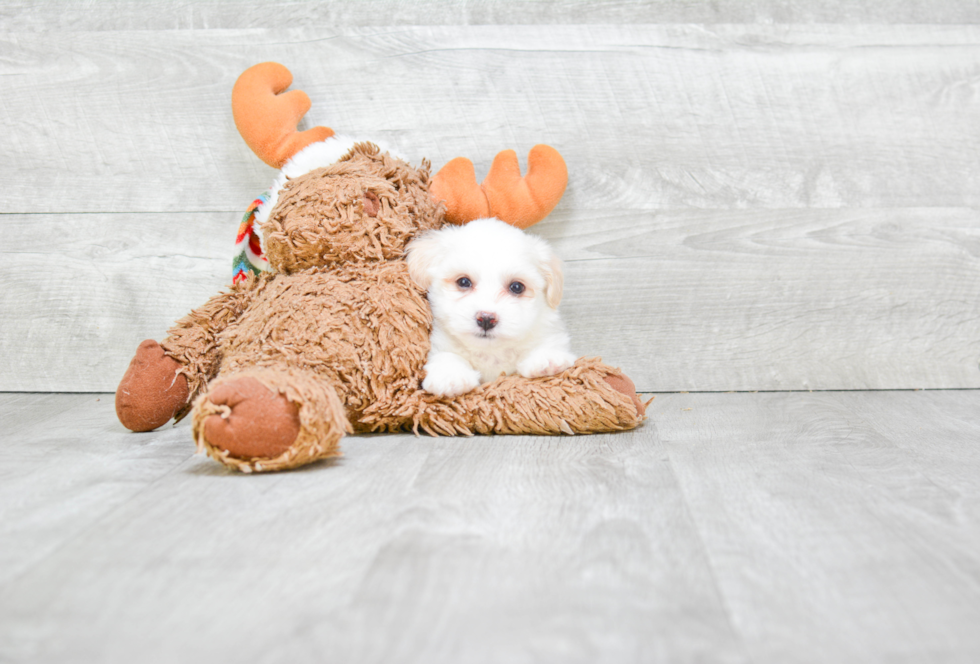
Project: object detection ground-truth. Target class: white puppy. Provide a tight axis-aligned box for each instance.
[406,217,577,397]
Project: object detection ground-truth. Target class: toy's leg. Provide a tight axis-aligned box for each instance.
[116,340,190,432]
[191,367,351,472]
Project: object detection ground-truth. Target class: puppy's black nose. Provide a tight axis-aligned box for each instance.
[476,312,498,331]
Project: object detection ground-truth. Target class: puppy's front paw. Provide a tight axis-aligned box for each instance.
[518,349,577,379]
[422,359,482,398]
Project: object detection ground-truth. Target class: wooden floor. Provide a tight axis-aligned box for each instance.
[1,390,979,663]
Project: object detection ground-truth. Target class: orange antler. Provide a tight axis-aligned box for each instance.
[431,145,568,229]
[232,62,335,169]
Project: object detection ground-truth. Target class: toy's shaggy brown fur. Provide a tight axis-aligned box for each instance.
[117,143,644,472]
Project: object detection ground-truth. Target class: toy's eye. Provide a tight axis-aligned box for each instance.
[509,281,525,295]
[456,277,472,289]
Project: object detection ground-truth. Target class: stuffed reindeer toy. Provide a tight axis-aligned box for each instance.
[115,62,645,472]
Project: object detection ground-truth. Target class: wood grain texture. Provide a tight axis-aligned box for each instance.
[650,389,980,663]
[0,213,232,392]
[0,395,743,664]
[2,25,980,213]
[4,1,980,30]
[553,207,980,391]
[0,394,191,589]
[2,390,980,662]
[4,208,978,392]
[3,15,980,393]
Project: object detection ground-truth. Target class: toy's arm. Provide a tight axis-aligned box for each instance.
[161,280,256,401]
[116,279,257,431]
[361,358,645,436]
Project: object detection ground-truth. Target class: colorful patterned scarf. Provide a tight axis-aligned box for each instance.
[233,192,271,284]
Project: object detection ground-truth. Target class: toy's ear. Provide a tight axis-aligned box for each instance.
[431,145,567,229]
[405,231,444,291]
[232,62,335,168]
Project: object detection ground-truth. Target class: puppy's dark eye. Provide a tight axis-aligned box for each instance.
[509,281,525,295]
[456,277,472,289]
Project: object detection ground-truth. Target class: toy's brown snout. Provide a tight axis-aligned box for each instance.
[362,191,380,217]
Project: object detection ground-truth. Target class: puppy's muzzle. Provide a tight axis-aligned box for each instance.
[475,311,498,331]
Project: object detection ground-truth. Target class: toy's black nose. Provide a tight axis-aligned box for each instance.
[476,312,498,331]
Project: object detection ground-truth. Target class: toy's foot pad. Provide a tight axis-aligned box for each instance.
[202,377,300,459]
[116,339,189,432]
[603,373,646,417]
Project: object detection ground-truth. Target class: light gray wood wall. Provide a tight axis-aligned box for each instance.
[2,4,979,392]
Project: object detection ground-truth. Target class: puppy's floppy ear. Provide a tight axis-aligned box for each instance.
[539,247,565,309]
[406,231,443,290]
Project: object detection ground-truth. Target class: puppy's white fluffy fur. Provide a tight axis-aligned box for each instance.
[406,218,577,397]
